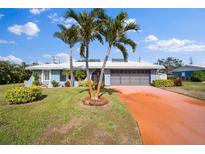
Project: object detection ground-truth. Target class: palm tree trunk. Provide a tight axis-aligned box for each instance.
[85,43,94,98]
[96,45,112,98]
[85,44,90,81]
[70,47,74,87]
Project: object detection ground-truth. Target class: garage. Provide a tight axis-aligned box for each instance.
[110,69,150,85]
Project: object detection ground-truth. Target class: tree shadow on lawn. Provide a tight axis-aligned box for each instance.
[79,88,121,97]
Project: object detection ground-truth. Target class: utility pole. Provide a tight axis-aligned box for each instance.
[138,56,141,63]
[189,57,193,65]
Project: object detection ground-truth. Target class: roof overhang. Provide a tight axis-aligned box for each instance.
[26,61,165,70]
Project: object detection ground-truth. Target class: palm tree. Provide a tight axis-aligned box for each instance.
[96,11,140,98]
[54,25,80,87]
[65,9,104,98]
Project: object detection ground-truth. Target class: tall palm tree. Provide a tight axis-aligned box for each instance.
[65,9,104,98]
[54,24,80,87]
[96,11,140,98]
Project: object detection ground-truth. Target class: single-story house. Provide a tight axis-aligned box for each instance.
[172,64,205,80]
[25,60,165,87]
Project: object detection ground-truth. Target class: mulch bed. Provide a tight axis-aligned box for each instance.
[82,96,109,106]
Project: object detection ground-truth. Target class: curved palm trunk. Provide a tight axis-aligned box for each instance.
[85,44,90,81]
[70,47,74,87]
[85,44,94,98]
[96,45,112,98]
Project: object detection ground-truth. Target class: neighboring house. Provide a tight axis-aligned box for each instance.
[25,60,165,87]
[172,64,205,80]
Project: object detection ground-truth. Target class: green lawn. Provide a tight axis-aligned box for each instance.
[0,84,142,144]
[163,81,205,101]
[181,81,205,91]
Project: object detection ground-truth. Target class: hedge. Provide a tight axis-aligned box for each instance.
[152,79,174,87]
[5,86,42,104]
[191,70,205,82]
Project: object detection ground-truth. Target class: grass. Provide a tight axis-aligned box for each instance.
[163,81,205,101]
[0,84,142,144]
[181,81,205,91]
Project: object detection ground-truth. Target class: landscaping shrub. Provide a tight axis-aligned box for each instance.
[5,86,42,104]
[74,69,86,81]
[32,72,41,86]
[191,70,205,82]
[152,79,174,87]
[32,80,41,86]
[51,80,59,87]
[173,78,182,86]
[65,80,71,87]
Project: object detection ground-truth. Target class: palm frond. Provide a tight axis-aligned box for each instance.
[57,24,68,31]
[65,9,79,22]
[118,36,136,52]
[116,11,128,22]
[124,22,140,32]
[92,33,104,44]
[113,42,128,61]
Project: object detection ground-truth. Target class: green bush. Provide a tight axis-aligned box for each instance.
[191,70,205,82]
[51,80,59,87]
[32,72,41,86]
[32,72,39,80]
[32,80,41,86]
[152,79,174,87]
[5,86,42,104]
[74,69,86,81]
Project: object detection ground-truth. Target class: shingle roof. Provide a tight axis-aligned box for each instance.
[26,61,165,70]
[172,64,205,72]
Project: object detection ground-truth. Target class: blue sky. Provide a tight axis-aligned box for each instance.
[0,8,205,65]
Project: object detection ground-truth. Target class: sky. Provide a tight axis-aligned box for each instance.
[0,8,205,65]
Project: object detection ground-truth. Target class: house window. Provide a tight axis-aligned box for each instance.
[44,70,50,81]
[60,70,66,81]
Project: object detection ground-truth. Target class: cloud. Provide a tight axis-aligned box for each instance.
[144,35,205,52]
[0,55,23,64]
[43,52,70,63]
[42,54,52,58]
[0,13,4,20]
[144,35,158,42]
[0,39,15,44]
[8,22,40,38]
[29,8,49,15]
[48,13,76,28]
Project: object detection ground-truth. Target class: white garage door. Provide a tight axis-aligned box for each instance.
[110,70,150,85]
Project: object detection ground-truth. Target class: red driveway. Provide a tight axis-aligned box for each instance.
[110,86,205,144]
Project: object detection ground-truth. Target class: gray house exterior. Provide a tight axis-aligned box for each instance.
[25,61,165,87]
[172,65,205,80]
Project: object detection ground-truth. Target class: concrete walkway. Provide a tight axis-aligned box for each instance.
[110,86,205,144]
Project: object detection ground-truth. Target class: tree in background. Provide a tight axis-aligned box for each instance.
[155,57,183,74]
[0,61,31,84]
[191,70,205,82]
[54,25,80,87]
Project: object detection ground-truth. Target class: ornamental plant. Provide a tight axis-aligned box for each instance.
[152,79,174,87]
[5,86,42,104]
